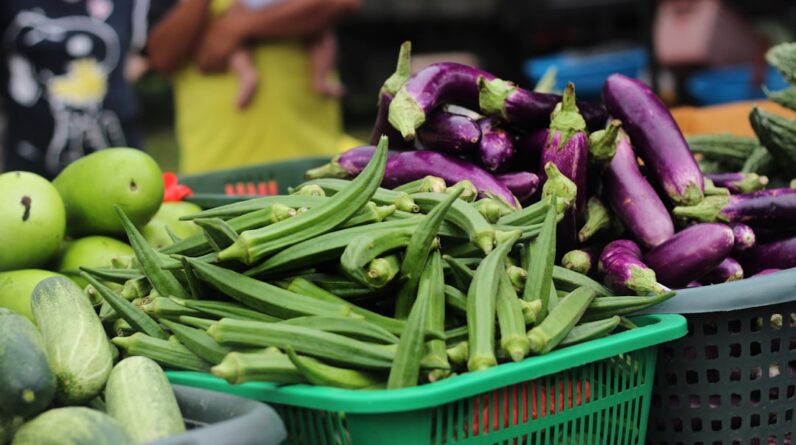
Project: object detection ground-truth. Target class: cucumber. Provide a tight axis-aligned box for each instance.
[1,416,23,445]
[105,357,185,443]
[11,407,131,445]
[0,309,55,418]
[31,277,112,405]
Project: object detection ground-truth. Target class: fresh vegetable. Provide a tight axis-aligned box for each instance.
[141,201,203,250]
[766,42,796,84]
[577,197,612,243]
[522,200,557,321]
[700,257,744,284]
[527,287,596,355]
[587,119,621,167]
[211,351,306,385]
[602,130,674,248]
[705,172,768,194]
[422,251,450,381]
[673,189,796,228]
[105,356,185,443]
[31,277,112,405]
[369,41,414,148]
[749,106,796,172]
[417,107,481,154]
[561,248,595,276]
[751,268,782,277]
[112,333,211,372]
[558,316,621,348]
[602,74,704,206]
[394,176,447,194]
[643,223,735,287]
[581,291,675,322]
[0,309,55,418]
[742,235,796,274]
[731,223,756,252]
[765,86,796,111]
[411,192,496,254]
[0,269,65,322]
[287,349,383,389]
[599,240,665,295]
[687,134,760,164]
[495,269,530,361]
[82,273,169,340]
[703,178,730,196]
[476,117,515,172]
[11,407,131,445]
[496,172,539,203]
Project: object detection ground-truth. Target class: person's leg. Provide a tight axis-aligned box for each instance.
[229,48,259,109]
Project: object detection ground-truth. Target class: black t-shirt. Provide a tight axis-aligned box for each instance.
[0,0,149,178]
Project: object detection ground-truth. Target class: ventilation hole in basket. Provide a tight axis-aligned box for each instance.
[751,316,765,332]
[655,416,666,432]
[665,372,677,385]
[770,387,780,401]
[729,343,742,357]
[732,440,741,445]
[684,346,697,359]
[789,360,796,375]
[769,413,778,425]
[751,366,763,381]
[652,393,661,407]
[691,418,703,432]
[751,390,762,404]
[788,385,795,399]
[786,409,793,421]
[707,369,720,383]
[731,416,742,430]
[709,394,721,408]
[750,341,762,356]
[790,336,796,351]
[770,363,781,378]
[790,312,796,327]
[703,321,718,335]
[705,345,719,359]
[662,346,674,360]
[712,441,722,445]
[669,395,680,408]
[672,418,683,432]
[751,414,761,427]
[689,395,700,408]
[731,393,742,406]
[750,438,760,445]
[730,368,741,381]
[771,338,781,353]
[728,319,742,333]
[686,371,699,384]
[770,314,783,330]
[711,420,722,432]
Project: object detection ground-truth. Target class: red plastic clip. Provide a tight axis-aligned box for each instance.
[163,172,194,202]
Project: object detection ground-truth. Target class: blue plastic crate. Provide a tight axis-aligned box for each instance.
[687,65,789,105]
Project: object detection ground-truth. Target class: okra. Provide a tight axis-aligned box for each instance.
[341,229,415,288]
[209,318,402,370]
[286,349,383,389]
[444,285,468,315]
[170,297,277,323]
[394,188,462,318]
[218,138,389,264]
[474,198,502,223]
[180,196,322,221]
[365,254,401,289]
[193,217,238,252]
[445,325,469,343]
[578,197,611,243]
[394,176,447,194]
[79,267,142,284]
[548,280,560,311]
[211,351,307,385]
[113,318,134,337]
[99,300,119,323]
[527,287,597,355]
[449,180,478,202]
[412,192,495,254]
[140,297,202,320]
[186,258,355,319]
[293,184,326,197]
[580,291,676,322]
[467,231,521,371]
[519,299,543,326]
[119,276,152,301]
[522,197,558,323]
[164,204,297,256]
[161,319,231,364]
[558,316,621,347]
[112,333,211,371]
[446,341,469,368]
[506,265,526,292]
[498,195,551,226]
[164,225,183,243]
[553,265,614,296]
[619,317,639,330]
[340,203,396,228]
[296,177,420,213]
[305,273,378,300]
[422,252,450,382]
[178,315,216,330]
[496,269,530,361]
[280,316,399,344]
[115,206,189,300]
[82,272,169,340]
[442,255,474,291]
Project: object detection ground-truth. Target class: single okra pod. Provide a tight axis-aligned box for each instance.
[140,297,203,320]
[423,251,450,382]
[467,230,521,371]
[279,316,399,344]
[527,287,597,355]
[120,276,152,301]
[506,265,527,292]
[449,180,478,202]
[552,265,614,296]
[411,192,495,254]
[580,291,676,322]
[446,341,469,367]
[112,333,211,372]
[218,138,390,264]
[619,317,639,330]
[340,229,414,288]
[295,177,420,213]
[82,272,169,340]
[444,285,468,315]
[292,184,327,197]
[161,319,231,364]
[522,197,558,324]
[178,315,216,330]
[211,351,307,385]
[558,316,621,347]
[442,255,475,290]
[193,217,239,252]
[394,188,462,318]
[498,195,552,226]
[496,269,530,361]
[170,297,278,323]
[80,266,142,284]
[341,203,396,228]
[287,349,383,389]
[474,198,503,223]
[179,196,321,221]
[365,254,401,289]
[394,176,447,194]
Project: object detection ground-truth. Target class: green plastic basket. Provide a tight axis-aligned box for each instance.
[178,157,331,208]
[168,314,686,445]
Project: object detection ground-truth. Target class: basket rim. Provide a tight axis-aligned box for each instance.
[639,267,796,314]
[167,313,686,414]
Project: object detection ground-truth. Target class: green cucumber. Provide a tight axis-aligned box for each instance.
[31,277,112,405]
[11,407,131,445]
[0,309,55,418]
[105,356,184,443]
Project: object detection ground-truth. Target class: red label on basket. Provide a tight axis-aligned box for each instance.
[163,172,193,202]
[223,179,279,197]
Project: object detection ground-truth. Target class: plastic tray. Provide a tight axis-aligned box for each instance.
[686,65,789,106]
[168,314,686,445]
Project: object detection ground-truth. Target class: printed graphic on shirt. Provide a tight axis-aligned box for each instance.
[3,8,126,173]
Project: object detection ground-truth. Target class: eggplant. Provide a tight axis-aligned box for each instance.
[743,235,796,275]
[730,223,756,252]
[578,196,611,243]
[515,129,547,173]
[602,130,674,249]
[369,42,414,149]
[705,172,768,194]
[388,63,496,140]
[700,257,744,284]
[602,74,704,206]
[495,171,539,203]
[643,223,735,287]
[476,118,515,172]
[751,268,781,277]
[587,119,621,167]
[416,108,481,154]
[561,247,595,276]
[598,239,665,295]
[304,145,397,179]
[477,77,608,131]
[673,189,796,228]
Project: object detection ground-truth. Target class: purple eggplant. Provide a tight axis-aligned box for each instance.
[743,236,796,275]
[751,268,781,277]
[561,247,596,276]
[673,188,796,228]
[705,172,769,194]
[477,77,608,131]
[731,223,756,252]
[603,130,674,249]
[496,171,539,203]
[515,129,547,173]
[388,63,496,140]
[700,257,744,284]
[643,223,735,287]
[416,108,481,154]
[578,196,612,243]
[369,42,415,149]
[304,145,397,179]
[598,239,665,295]
[602,74,704,206]
[476,118,515,172]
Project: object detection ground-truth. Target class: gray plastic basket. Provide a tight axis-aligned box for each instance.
[148,385,286,445]
[639,268,796,444]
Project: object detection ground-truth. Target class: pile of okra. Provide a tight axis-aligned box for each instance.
[82,138,675,390]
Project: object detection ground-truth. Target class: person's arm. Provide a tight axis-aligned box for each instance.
[195,0,360,72]
[146,0,212,75]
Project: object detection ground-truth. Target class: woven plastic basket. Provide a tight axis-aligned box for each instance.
[168,314,686,445]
